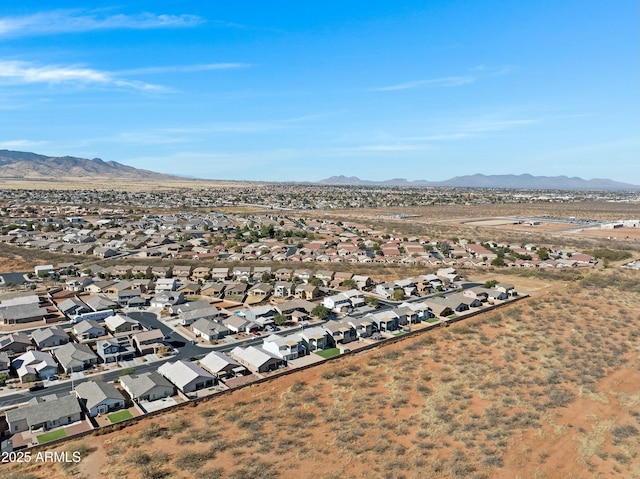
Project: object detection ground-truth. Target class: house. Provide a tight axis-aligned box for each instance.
[5,393,82,434]
[275,299,315,321]
[247,282,273,299]
[131,329,165,354]
[178,282,201,298]
[275,268,293,281]
[73,319,106,340]
[232,266,252,282]
[96,337,136,363]
[75,380,125,417]
[12,350,58,382]
[65,277,94,293]
[293,269,312,283]
[180,306,219,326]
[0,351,9,373]
[374,282,400,299]
[155,278,178,292]
[487,289,509,301]
[54,342,98,373]
[323,321,357,344]
[117,288,143,307]
[152,266,172,279]
[299,326,331,352]
[210,267,230,280]
[158,360,215,393]
[0,294,50,325]
[0,332,32,355]
[150,291,185,309]
[200,351,245,379]
[331,271,353,287]
[222,315,254,334]
[345,316,373,338]
[352,275,373,290]
[225,283,248,301]
[172,265,193,279]
[495,283,516,296]
[105,314,142,334]
[343,289,365,309]
[274,281,295,298]
[230,345,286,373]
[31,326,70,349]
[191,266,211,281]
[463,287,490,302]
[245,305,277,326]
[315,270,334,286]
[392,306,419,325]
[119,371,174,402]
[323,292,351,312]
[171,299,211,316]
[191,318,229,341]
[93,247,118,258]
[295,283,320,300]
[262,334,306,361]
[57,298,90,318]
[367,310,399,332]
[85,295,118,312]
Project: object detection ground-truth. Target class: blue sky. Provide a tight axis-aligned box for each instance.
[0,1,638,183]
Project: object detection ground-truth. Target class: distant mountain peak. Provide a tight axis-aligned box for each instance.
[318,173,640,190]
[0,149,181,181]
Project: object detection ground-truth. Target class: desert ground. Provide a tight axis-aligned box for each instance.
[6,267,640,479]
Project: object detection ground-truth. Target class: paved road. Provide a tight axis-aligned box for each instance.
[0,271,29,286]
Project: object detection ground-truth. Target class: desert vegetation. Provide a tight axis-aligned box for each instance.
[6,267,640,479]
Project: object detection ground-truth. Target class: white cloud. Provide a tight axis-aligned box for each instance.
[0,10,204,38]
[0,139,49,149]
[372,76,475,91]
[0,60,165,92]
[120,63,250,75]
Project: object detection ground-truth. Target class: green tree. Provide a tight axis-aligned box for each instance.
[311,304,330,320]
[491,257,505,267]
[273,313,287,326]
[393,289,405,301]
[342,279,357,289]
[537,247,549,260]
[365,296,379,307]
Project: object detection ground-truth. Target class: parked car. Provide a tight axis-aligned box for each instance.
[29,382,45,391]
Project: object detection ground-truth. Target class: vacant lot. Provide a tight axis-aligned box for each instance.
[7,268,640,479]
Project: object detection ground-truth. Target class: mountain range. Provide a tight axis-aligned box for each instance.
[1,149,638,190]
[318,174,640,191]
[0,150,179,181]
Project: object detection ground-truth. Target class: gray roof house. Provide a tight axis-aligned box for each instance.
[105,314,142,334]
[0,332,32,355]
[73,319,106,341]
[180,306,219,326]
[54,342,98,373]
[31,326,70,349]
[199,351,245,378]
[157,360,215,393]
[230,345,286,374]
[119,371,174,402]
[0,351,9,374]
[57,298,90,317]
[5,393,83,433]
[96,337,136,363]
[130,329,165,355]
[262,334,306,361]
[12,350,58,382]
[75,380,125,417]
[191,318,229,342]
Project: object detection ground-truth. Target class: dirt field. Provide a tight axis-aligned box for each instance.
[7,269,640,479]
